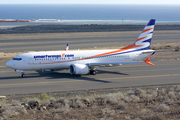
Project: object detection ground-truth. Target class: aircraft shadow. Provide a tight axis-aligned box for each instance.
[0,71,109,83]
[35,71,112,83]
[0,70,128,83]
[97,70,129,75]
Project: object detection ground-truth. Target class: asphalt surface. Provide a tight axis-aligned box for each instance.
[0,61,180,95]
[0,31,180,52]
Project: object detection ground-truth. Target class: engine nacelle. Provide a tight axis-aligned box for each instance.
[69,64,89,75]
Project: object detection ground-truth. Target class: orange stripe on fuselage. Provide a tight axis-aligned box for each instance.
[91,43,142,58]
[33,43,143,65]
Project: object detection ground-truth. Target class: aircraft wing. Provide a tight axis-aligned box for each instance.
[87,61,143,67]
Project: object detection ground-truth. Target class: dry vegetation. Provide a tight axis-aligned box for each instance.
[1,85,180,120]
[150,42,180,52]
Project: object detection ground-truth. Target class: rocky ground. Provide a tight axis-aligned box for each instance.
[1,85,180,120]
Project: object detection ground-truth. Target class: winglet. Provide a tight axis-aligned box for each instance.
[145,51,155,66]
[65,44,69,51]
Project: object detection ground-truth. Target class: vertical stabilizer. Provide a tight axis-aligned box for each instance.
[65,44,69,51]
[134,19,156,50]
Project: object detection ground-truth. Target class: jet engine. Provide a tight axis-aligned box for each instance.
[69,64,89,75]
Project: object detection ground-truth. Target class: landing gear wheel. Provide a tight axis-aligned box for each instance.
[21,74,26,78]
[90,70,96,75]
[92,70,96,75]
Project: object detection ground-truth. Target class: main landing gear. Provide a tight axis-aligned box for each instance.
[21,73,26,78]
[90,70,96,75]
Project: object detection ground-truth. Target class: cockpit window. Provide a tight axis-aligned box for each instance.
[13,58,22,61]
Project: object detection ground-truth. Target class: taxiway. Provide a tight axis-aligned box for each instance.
[0,61,180,95]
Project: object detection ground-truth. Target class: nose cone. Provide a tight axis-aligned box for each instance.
[6,60,14,68]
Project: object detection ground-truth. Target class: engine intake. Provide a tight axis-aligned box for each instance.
[69,64,89,75]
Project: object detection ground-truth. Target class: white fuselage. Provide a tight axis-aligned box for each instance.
[6,49,154,71]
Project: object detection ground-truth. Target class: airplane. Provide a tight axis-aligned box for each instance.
[6,19,156,78]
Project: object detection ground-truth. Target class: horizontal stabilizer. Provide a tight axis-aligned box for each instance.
[145,51,155,66]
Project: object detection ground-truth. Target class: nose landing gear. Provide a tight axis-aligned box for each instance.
[15,70,26,78]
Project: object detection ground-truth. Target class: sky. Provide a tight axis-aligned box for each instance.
[1,0,180,4]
